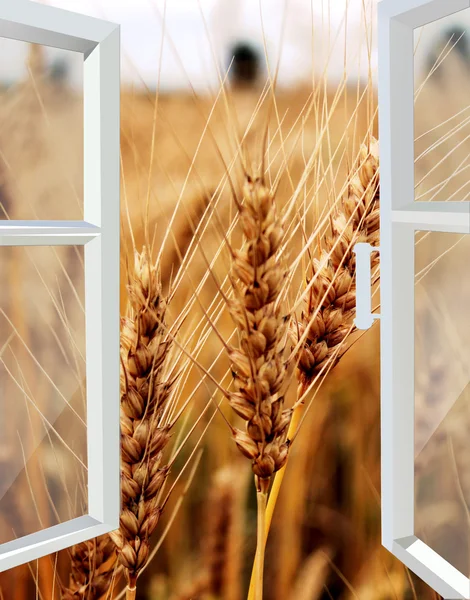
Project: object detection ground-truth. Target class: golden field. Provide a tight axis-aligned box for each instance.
[0,24,468,600]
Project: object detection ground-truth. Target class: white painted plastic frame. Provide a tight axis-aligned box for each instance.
[379,0,470,598]
[0,0,120,571]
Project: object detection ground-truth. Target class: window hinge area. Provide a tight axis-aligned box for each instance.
[353,243,380,331]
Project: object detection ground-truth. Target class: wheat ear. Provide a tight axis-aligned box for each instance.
[173,464,247,600]
[204,464,247,600]
[297,136,380,384]
[248,136,380,600]
[225,173,292,600]
[61,535,118,600]
[110,247,175,600]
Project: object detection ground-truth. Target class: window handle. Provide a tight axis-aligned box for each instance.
[353,243,380,330]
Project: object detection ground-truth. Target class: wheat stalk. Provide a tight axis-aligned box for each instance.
[222,172,292,600]
[248,136,380,600]
[110,247,176,600]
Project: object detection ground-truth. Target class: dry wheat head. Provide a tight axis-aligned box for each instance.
[227,174,293,494]
[111,247,175,592]
[297,137,380,385]
[61,535,118,600]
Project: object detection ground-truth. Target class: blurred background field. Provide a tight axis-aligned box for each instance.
[0,1,469,598]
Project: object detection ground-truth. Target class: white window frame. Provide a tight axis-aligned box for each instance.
[0,0,120,571]
[379,0,470,597]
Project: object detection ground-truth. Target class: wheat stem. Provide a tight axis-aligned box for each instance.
[255,490,268,600]
[126,583,137,600]
[248,383,306,600]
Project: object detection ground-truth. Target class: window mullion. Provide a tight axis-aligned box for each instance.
[0,220,101,246]
[391,201,470,233]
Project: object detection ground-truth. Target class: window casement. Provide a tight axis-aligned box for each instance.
[0,0,120,570]
[378,0,470,598]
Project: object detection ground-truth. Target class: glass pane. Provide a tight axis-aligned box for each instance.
[0,38,83,220]
[0,246,87,544]
[415,231,470,577]
[414,8,470,202]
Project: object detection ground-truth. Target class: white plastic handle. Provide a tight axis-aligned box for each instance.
[353,243,380,330]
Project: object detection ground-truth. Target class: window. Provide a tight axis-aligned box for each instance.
[378,0,470,597]
[0,0,120,571]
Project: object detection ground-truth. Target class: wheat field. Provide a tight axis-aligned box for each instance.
[0,4,469,599]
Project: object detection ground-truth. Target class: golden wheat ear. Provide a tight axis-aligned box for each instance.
[171,462,248,600]
[110,247,178,600]
[204,463,248,600]
[296,136,380,388]
[203,168,293,600]
[60,535,119,600]
[226,174,292,493]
